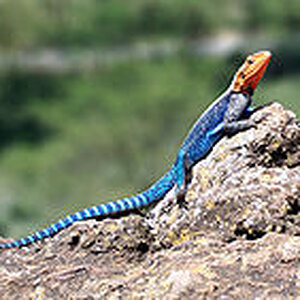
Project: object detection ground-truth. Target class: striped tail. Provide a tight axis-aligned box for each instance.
[0,168,176,249]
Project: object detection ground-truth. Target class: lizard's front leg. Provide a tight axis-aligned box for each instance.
[223,93,257,135]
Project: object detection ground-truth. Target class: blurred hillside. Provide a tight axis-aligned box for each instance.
[0,0,299,238]
[0,0,299,49]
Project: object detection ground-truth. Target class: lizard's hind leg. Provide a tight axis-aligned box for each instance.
[174,149,191,201]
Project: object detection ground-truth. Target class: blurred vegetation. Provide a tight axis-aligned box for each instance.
[0,0,299,238]
[0,0,299,49]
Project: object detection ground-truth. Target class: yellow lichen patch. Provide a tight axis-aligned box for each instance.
[191,263,216,279]
[280,203,288,214]
[171,229,193,246]
[231,224,237,232]
[212,176,221,186]
[166,208,179,226]
[105,222,119,232]
[213,143,232,162]
[204,199,215,210]
[196,167,211,191]
[29,286,46,300]
[266,224,273,233]
[242,206,252,219]
[160,281,172,294]
[166,230,176,242]
[260,173,273,183]
[275,225,282,233]
[269,137,282,151]
[185,190,198,202]
[194,236,212,246]
[215,215,221,223]
[101,238,111,249]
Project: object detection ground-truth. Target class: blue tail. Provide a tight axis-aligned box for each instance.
[0,168,176,249]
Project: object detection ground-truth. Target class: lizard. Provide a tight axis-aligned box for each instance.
[0,50,272,250]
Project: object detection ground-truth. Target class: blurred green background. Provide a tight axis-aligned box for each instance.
[0,0,299,238]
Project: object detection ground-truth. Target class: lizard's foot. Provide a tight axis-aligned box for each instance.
[175,183,190,209]
[252,112,270,126]
[175,184,186,200]
[252,102,275,113]
[176,189,188,209]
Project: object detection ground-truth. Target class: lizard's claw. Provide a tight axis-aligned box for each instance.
[175,184,186,199]
[252,102,275,113]
[253,112,270,124]
[249,112,270,129]
[242,113,269,131]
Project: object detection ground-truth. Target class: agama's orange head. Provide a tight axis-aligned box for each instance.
[232,50,272,94]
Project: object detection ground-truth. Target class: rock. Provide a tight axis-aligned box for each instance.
[0,103,299,299]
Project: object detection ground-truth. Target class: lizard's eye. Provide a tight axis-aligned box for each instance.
[248,58,254,64]
[240,73,245,79]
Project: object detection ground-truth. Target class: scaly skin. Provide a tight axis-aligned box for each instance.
[0,50,272,249]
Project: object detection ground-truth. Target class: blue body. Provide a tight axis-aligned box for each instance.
[0,89,237,249]
[180,90,232,166]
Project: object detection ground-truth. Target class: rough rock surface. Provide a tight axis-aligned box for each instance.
[0,103,299,299]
